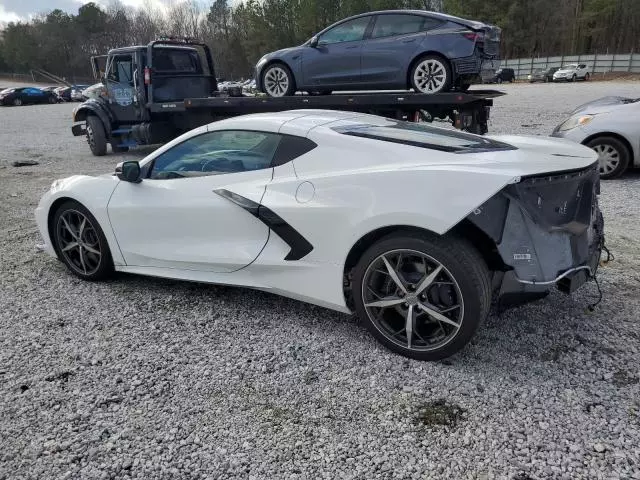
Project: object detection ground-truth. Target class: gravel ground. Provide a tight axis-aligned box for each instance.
[1,81,639,480]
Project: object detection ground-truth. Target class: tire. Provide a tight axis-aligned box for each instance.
[48,95,57,104]
[544,77,549,83]
[585,136,630,179]
[86,115,108,156]
[410,55,453,94]
[261,63,296,97]
[13,98,22,106]
[570,74,576,82]
[51,200,114,281]
[584,73,590,81]
[496,77,503,84]
[352,231,491,361]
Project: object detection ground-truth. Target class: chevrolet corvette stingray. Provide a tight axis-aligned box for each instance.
[36,110,604,360]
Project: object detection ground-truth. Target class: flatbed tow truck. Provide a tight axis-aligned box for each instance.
[71,38,504,156]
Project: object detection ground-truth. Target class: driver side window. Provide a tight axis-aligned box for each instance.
[149,130,281,180]
[107,55,133,84]
[318,16,372,45]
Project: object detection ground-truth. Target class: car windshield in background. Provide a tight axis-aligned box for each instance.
[332,121,516,153]
[563,64,578,69]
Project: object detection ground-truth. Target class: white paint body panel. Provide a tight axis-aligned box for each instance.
[35,110,598,313]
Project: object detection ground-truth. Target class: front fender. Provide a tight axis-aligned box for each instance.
[35,174,125,266]
[72,99,113,136]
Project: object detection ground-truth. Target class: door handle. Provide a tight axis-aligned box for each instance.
[345,45,359,50]
[402,39,416,44]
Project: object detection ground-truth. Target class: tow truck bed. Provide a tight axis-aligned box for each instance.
[149,90,502,113]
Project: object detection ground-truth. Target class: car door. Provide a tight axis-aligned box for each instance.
[22,88,43,104]
[107,128,282,273]
[360,14,437,87]
[578,64,588,78]
[301,15,373,88]
[104,53,140,123]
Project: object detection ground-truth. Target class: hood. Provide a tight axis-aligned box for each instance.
[570,95,639,115]
[261,46,301,61]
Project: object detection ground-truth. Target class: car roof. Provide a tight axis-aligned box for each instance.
[334,9,489,28]
[206,110,369,136]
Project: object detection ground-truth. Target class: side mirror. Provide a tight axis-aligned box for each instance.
[309,36,319,48]
[115,160,142,183]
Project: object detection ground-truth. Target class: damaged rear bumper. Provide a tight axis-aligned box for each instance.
[468,162,604,305]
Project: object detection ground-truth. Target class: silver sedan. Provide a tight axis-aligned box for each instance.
[551,96,640,179]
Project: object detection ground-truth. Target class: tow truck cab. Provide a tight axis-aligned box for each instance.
[72,39,221,155]
[72,37,502,156]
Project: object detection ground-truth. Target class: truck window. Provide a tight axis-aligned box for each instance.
[107,55,133,84]
[148,49,202,74]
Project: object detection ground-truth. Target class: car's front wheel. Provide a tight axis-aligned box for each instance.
[410,55,452,94]
[52,200,114,281]
[352,232,491,361]
[261,63,296,97]
[586,136,630,179]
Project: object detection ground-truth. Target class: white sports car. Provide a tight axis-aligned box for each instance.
[36,110,605,360]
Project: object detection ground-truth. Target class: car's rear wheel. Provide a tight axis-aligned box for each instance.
[586,136,630,179]
[410,55,452,94]
[86,115,108,156]
[497,77,503,84]
[48,95,57,104]
[52,200,113,281]
[352,232,491,361]
[262,63,296,97]
[13,98,22,106]
[584,73,590,81]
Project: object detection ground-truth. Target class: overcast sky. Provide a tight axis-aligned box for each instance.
[0,0,218,23]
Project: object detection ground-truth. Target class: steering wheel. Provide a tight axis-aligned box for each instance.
[201,157,245,173]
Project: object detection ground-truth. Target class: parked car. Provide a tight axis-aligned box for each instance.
[0,87,59,106]
[81,83,106,100]
[256,10,501,97]
[527,67,559,83]
[36,110,604,361]
[71,85,90,101]
[487,67,515,83]
[56,85,90,102]
[553,64,590,82]
[551,95,639,179]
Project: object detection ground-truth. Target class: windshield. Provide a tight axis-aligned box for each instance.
[562,64,578,69]
[332,121,516,153]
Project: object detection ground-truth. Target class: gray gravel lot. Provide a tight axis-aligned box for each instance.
[1,82,639,480]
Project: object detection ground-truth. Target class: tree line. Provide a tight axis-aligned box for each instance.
[0,0,638,82]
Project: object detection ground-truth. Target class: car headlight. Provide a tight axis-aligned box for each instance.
[557,114,595,131]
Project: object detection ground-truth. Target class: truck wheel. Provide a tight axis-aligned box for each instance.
[586,136,630,179]
[262,63,295,97]
[352,231,491,361]
[86,115,107,156]
[410,55,452,94]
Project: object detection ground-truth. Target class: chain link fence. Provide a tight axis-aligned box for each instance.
[500,52,640,80]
